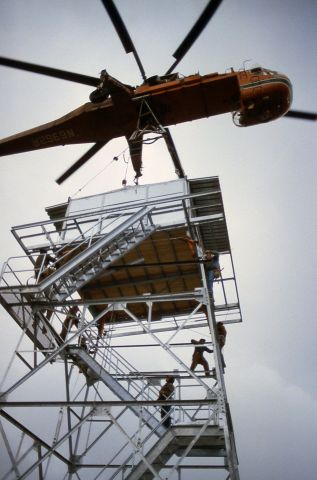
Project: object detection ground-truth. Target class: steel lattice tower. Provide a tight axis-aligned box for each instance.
[0,177,241,480]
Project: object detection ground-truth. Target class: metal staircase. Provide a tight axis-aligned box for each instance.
[0,178,242,480]
[66,345,166,437]
[0,289,58,352]
[0,205,157,350]
[38,205,157,300]
[125,425,226,480]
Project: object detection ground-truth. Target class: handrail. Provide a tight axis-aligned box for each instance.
[0,206,155,291]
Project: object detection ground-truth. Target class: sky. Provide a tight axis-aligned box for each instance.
[0,1,316,479]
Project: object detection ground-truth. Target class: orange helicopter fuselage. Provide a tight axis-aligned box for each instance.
[0,66,292,175]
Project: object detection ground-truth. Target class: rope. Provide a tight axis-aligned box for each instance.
[70,145,130,198]
[71,158,116,198]
[122,152,130,187]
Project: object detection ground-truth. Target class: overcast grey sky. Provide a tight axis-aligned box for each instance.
[0,1,316,479]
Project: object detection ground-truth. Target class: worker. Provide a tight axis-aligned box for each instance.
[78,334,88,351]
[158,376,175,428]
[177,235,199,258]
[217,322,227,350]
[97,315,107,338]
[60,306,80,341]
[34,248,56,282]
[96,310,114,338]
[89,69,110,103]
[190,338,213,376]
[54,245,78,268]
[60,305,89,350]
[204,250,221,298]
[89,70,134,104]
[33,248,56,325]
[217,322,227,372]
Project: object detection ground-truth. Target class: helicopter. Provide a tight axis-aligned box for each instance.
[0,0,316,184]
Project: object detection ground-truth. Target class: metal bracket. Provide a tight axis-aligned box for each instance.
[129,98,166,142]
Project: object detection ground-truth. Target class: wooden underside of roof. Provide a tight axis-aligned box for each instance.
[79,227,204,321]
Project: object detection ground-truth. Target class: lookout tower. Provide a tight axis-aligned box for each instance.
[0,176,241,480]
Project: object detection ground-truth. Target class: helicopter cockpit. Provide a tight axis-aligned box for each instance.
[233,66,293,127]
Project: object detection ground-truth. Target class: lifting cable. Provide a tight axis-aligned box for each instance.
[71,157,116,198]
[121,151,130,187]
[71,145,130,198]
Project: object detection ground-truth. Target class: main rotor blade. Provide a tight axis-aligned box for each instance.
[163,128,185,179]
[101,0,146,81]
[166,0,223,75]
[0,56,99,87]
[285,109,317,121]
[56,142,107,185]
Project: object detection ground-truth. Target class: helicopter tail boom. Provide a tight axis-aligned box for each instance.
[0,101,121,158]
